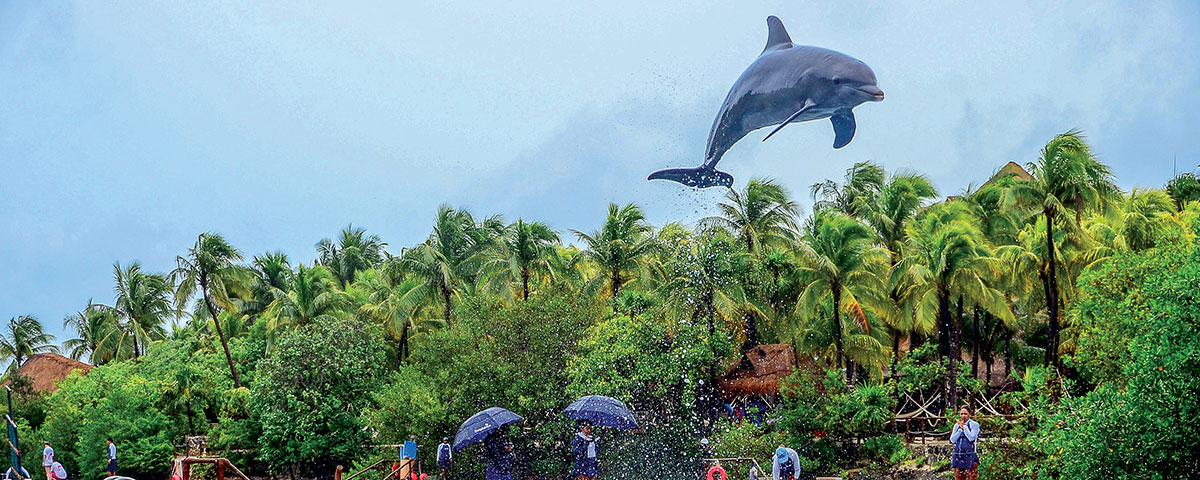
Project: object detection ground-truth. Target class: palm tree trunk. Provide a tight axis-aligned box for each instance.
[442,287,453,328]
[611,271,621,313]
[521,268,530,301]
[739,312,758,350]
[1044,210,1060,371]
[395,321,410,370]
[949,296,963,412]
[972,308,980,378]
[832,284,846,382]
[1004,325,1012,383]
[201,275,242,389]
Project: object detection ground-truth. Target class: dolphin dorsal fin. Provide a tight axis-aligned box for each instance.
[763,16,792,52]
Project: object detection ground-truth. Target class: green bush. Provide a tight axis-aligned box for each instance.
[862,434,909,464]
[251,317,387,475]
[711,423,788,479]
[1025,234,1200,478]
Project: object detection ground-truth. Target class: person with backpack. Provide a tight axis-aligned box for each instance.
[771,445,800,480]
[950,404,981,480]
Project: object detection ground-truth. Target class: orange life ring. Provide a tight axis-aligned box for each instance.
[706,464,727,480]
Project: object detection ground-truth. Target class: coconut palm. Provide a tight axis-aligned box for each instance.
[100,262,172,357]
[401,205,502,328]
[317,225,387,287]
[1005,130,1119,369]
[171,233,249,388]
[238,251,294,316]
[810,161,887,217]
[350,268,429,365]
[700,178,800,347]
[793,210,890,382]
[660,229,753,335]
[479,219,561,301]
[862,171,938,371]
[1166,172,1200,211]
[700,178,800,254]
[264,264,350,333]
[572,203,657,311]
[1,315,58,372]
[896,202,1013,408]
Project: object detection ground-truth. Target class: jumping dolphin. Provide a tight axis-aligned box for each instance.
[648,16,884,188]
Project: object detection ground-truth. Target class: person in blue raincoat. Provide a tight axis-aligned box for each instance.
[483,427,515,480]
[436,437,453,480]
[950,405,980,480]
[572,421,598,480]
[771,445,800,480]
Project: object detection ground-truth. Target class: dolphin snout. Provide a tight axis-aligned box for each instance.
[857,84,884,101]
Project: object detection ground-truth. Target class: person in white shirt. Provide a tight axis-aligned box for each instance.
[106,439,117,476]
[41,442,54,480]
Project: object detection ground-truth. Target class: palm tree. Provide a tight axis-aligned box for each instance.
[350,268,428,365]
[701,178,800,254]
[96,262,172,358]
[897,202,1013,408]
[1,315,58,372]
[317,225,387,287]
[572,203,657,312]
[810,161,887,217]
[701,178,800,347]
[401,205,501,328]
[793,210,890,382]
[236,251,294,316]
[171,233,248,388]
[1005,130,1119,369]
[1166,173,1200,210]
[264,264,350,333]
[862,171,938,372]
[479,219,561,301]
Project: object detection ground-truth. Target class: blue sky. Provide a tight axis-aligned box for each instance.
[2,1,1198,342]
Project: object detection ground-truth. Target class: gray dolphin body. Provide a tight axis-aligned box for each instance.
[649,16,884,188]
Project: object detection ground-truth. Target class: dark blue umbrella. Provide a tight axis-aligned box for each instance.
[564,395,640,430]
[454,407,523,451]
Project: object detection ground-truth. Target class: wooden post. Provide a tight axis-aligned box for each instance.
[335,465,343,480]
[216,459,225,480]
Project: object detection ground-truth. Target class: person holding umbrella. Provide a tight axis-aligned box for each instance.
[572,421,599,480]
[483,426,515,480]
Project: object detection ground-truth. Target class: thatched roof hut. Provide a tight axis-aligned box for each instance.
[718,344,812,398]
[1,353,93,393]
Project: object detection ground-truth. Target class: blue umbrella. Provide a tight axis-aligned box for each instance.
[564,395,640,430]
[454,407,523,451]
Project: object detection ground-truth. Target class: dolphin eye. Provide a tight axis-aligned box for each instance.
[832,77,842,85]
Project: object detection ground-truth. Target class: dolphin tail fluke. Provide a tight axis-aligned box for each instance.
[647,166,734,189]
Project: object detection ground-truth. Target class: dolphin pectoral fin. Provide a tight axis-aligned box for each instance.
[648,166,734,189]
[831,110,856,148]
[762,100,815,142]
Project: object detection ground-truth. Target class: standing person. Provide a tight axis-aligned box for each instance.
[436,437,453,480]
[105,439,117,477]
[950,405,980,480]
[41,442,54,480]
[771,445,801,480]
[571,422,598,480]
[483,427,514,480]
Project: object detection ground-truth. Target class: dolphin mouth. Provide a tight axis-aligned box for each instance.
[856,85,884,101]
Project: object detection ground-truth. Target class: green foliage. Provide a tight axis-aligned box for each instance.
[711,423,788,480]
[862,434,909,465]
[40,364,175,480]
[1025,235,1200,478]
[568,311,732,428]
[251,318,387,474]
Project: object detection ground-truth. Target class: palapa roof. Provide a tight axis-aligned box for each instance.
[718,344,811,397]
[1,353,93,393]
